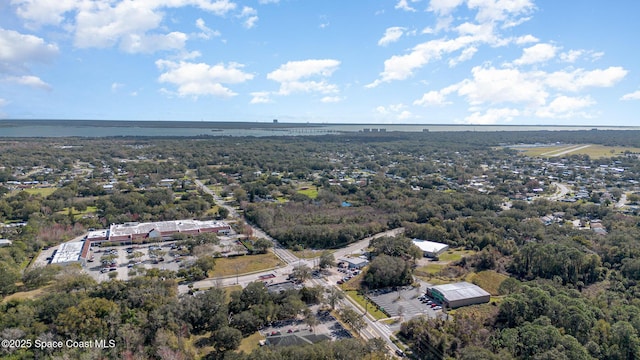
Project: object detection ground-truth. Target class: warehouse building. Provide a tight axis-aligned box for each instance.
[412,239,449,258]
[426,282,490,309]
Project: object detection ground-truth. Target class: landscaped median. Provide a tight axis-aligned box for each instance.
[208,252,283,277]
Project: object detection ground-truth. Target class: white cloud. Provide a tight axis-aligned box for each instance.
[428,0,464,15]
[268,59,340,82]
[464,107,520,124]
[4,75,51,90]
[395,0,419,12]
[545,67,628,92]
[0,28,59,72]
[378,27,406,46]
[120,32,188,53]
[449,46,477,67]
[111,82,124,92]
[457,66,548,106]
[621,90,640,101]
[514,34,538,44]
[250,91,272,104]
[13,0,238,53]
[258,59,341,100]
[367,37,478,87]
[321,96,342,103]
[535,95,595,118]
[413,89,452,106]
[195,18,220,39]
[239,6,258,29]
[375,103,413,120]
[514,43,558,65]
[560,49,584,63]
[468,0,535,24]
[156,60,254,98]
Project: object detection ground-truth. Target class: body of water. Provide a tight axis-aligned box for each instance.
[1,121,638,137]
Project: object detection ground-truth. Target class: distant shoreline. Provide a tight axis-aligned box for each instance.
[1,119,639,138]
[0,119,637,129]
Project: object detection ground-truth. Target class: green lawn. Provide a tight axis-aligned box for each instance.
[57,206,98,219]
[297,187,318,199]
[438,248,476,262]
[414,264,445,277]
[7,187,57,198]
[209,252,282,277]
[465,270,509,295]
[519,144,640,159]
[236,332,265,353]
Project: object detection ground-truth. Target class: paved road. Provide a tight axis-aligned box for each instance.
[616,192,628,208]
[548,182,570,201]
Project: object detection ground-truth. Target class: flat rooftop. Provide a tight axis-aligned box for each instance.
[51,241,84,264]
[430,282,490,301]
[87,229,108,240]
[109,220,229,237]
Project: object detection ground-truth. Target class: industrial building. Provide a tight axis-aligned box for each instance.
[426,282,490,309]
[412,239,449,258]
[85,220,231,244]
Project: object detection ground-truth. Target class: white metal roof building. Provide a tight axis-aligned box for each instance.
[412,239,449,258]
[0,239,12,247]
[427,282,490,309]
[51,241,85,265]
[107,220,231,242]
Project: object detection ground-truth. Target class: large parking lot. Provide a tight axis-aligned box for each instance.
[259,306,352,341]
[368,284,442,321]
[85,242,195,281]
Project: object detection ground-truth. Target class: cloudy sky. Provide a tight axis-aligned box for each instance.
[1,0,639,125]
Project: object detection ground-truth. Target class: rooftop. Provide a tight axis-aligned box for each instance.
[51,241,84,264]
[412,239,449,253]
[430,282,490,302]
[109,220,229,237]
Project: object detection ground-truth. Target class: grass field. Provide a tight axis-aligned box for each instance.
[7,187,57,198]
[236,332,265,353]
[297,187,318,199]
[465,270,509,295]
[56,206,98,219]
[438,248,476,262]
[209,252,282,277]
[518,144,640,159]
[1,286,49,303]
[343,290,388,320]
[414,263,445,277]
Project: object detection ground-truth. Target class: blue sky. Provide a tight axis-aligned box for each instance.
[1,0,639,125]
